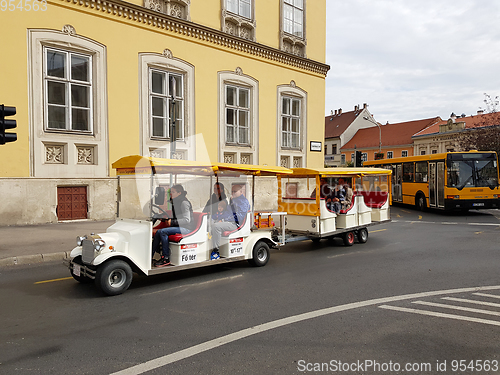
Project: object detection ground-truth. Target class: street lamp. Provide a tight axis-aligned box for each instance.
[363,115,382,153]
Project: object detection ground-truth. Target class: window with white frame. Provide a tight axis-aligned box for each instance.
[225,85,250,145]
[222,0,255,40]
[218,70,258,164]
[281,96,301,150]
[227,0,251,18]
[150,69,184,140]
[277,83,306,167]
[280,0,306,56]
[351,153,354,161]
[29,28,108,178]
[387,151,393,159]
[44,48,92,133]
[283,0,303,38]
[362,153,368,162]
[402,150,408,157]
[341,154,346,165]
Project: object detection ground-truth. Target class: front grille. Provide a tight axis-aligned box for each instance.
[82,239,95,264]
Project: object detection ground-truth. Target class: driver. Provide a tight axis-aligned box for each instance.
[152,184,195,267]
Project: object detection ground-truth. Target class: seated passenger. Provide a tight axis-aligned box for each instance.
[340,178,353,210]
[203,182,227,216]
[212,200,229,223]
[310,178,332,199]
[211,184,250,256]
[329,180,345,213]
[152,184,195,267]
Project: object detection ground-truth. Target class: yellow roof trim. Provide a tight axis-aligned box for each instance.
[112,155,293,176]
[289,167,392,176]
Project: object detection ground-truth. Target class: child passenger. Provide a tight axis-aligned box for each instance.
[212,200,229,222]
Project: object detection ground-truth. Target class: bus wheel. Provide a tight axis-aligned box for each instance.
[95,260,133,296]
[248,241,270,267]
[416,194,426,211]
[311,237,321,244]
[357,228,368,243]
[342,231,355,246]
[70,256,94,284]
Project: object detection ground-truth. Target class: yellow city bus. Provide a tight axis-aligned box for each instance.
[363,151,500,211]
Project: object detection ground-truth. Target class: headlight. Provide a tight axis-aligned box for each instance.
[94,239,106,251]
[76,236,85,246]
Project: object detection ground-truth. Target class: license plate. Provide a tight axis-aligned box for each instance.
[473,203,484,207]
[73,263,81,276]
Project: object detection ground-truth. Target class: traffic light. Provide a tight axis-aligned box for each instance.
[355,150,362,167]
[0,105,17,144]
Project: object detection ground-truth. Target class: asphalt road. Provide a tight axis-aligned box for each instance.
[1,206,500,374]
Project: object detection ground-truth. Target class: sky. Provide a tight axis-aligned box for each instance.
[324,0,500,124]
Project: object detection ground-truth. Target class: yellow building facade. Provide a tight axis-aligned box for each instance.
[0,0,328,225]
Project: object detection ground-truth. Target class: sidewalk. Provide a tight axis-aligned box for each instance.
[0,220,115,267]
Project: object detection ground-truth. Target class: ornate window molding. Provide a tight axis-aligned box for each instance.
[28,28,108,178]
[218,68,259,164]
[139,52,195,160]
[280,0,307,57]
[144,0,190,20]
[53,0,329,76]
[276,82,307,167]
[221,0,256,41]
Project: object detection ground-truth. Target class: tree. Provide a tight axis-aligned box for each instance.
[456,94,500,156]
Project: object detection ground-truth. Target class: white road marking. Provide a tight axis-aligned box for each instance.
[442,297,500,308]
[110,285,500,375]
[473,292,500,299]
[379,305,500,326]
[412,300,500,317]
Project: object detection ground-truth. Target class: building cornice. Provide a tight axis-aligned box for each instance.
[55,0,330,76]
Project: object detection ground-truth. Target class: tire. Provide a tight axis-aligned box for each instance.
[342,231,355,246]
[95,260,133,296]
[248,241,270,267]
[70,256,94,284]
[357,228,368,243]
[416,194,426,211]
[311,237,321,244]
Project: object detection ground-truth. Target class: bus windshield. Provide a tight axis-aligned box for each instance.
[448,157,498,190]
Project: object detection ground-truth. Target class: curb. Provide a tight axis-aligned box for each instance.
[0,251,68,268]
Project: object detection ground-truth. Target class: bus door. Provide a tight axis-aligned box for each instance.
[392,164,403,202]
[437,161,445,208]
[429,162,445,208]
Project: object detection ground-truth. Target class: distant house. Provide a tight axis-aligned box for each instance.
[341,117,442,164]
[324,104,377,167]
[412,111,500,154]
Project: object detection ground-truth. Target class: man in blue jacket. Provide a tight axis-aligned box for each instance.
[211,184,250,255]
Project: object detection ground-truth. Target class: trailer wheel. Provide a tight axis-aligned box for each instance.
[248,241,270,267]
[70,256,93,284]
[342,231,355,246]
[357,228,368,243]
[95,260,133,296]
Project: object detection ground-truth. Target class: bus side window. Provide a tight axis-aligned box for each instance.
[403,162,414,182]
[415,161,428,183]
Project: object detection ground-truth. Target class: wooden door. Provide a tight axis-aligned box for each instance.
[57,186,88,220]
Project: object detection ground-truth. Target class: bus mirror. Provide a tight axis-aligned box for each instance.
[154,187,165,205]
